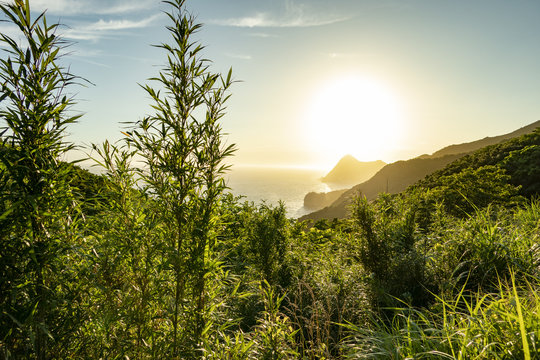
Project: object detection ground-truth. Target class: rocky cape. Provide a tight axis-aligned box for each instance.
[321,155,386,185]
[303,156,385,211]
[303,188,348,211]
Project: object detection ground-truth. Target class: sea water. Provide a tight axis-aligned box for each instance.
[225,166,335,218]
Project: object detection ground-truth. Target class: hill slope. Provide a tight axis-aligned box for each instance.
[300,154,464,221]
[417,128,540,198]
[301,120,540,221]
[418,120,540,159]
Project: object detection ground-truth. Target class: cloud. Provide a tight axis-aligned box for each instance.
[211,1,349,28]
[218,13,268,28]
[14,0,161,42]
[70,48,104,58]
[86,15,159,31]
[61,14,161,41]
[73,56,111,68]
[30,0,156,15]
[31,0,86,15]
[96,0,157,15]
[214,13,348,28]
[0,12,160,43]
[248,32,279,38]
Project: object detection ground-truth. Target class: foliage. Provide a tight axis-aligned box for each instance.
[427,165,522,217]
[343,273,540,359]
[249,281,299,359]
[350,193,434,310]
[120,0,236,357]
[503,144,540,197]
[238,201,292,287]
[419,128,540,201]
[0,1,84,358]
[71,142,164,359]
[427,204,539,295]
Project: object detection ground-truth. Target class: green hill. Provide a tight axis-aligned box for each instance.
[417,120,540,158]
[417,127,540,194]
[301,120,540,221]
[300,154,464,220]
[412,128,540,216]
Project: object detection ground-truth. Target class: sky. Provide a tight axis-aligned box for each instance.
[2,0,540,170]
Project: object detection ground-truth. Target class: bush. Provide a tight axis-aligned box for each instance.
[350,193,434,311]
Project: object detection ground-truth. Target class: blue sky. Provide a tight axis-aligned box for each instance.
[2,0,540,169]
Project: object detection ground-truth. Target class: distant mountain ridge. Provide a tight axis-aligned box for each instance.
[418,120,540,159]
[321,155,386,185]
[417,127,540,199]
[301,120,540,221]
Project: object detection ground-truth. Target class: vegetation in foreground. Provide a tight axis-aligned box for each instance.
[1,0,539,359]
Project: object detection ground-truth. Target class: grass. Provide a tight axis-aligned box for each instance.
[342,272,540,359]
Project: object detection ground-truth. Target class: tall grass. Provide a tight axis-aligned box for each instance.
[342,272,540,359]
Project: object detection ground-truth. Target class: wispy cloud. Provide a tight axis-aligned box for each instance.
[31,0,156,15]
[73,56,111,68]
[96,0,157,15]
[85,15,159,32]
[62,14,161,41]
[214,13,348,28]
[211,1,349,28]
[31,0,86,15]
[0,15,159,44]
[249,32,279,38]
[19,0,162,43]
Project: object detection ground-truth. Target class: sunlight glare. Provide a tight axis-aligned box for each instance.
[303,74,404,165]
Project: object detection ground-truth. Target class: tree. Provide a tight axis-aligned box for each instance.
[127,0,235,356]
[0,0,83,358]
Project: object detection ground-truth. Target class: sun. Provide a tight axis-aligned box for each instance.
[303,74,404,165]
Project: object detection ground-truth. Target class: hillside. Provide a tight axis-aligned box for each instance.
[416,128,540,199]
[321,155,386,185]
[301,120,540,221]
[300,154,464,221]
[418,120,540,159]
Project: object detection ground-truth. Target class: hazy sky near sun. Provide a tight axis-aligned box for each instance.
[5,0,540,169]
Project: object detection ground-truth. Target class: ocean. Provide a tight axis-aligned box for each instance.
[225,166,337,218]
